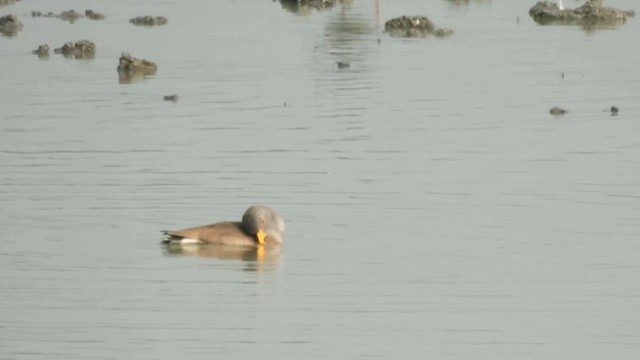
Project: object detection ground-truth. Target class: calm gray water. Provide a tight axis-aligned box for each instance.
[2,0,640,358]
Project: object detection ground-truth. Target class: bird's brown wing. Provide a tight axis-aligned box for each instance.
[164,221,257,246]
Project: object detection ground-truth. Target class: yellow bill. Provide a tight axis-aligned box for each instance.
[256,229,266,245]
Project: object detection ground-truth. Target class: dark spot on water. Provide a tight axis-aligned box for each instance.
[610,106,619,115]
[549,107,567,116]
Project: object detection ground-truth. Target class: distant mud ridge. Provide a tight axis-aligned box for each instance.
[31,9,105,23]
[54,40,96,59]
[0,14,23,36]
[384,16,453,38]
[117,53,158,84]
[278,0,353,14]
[0,0,20,6]
[129,16,168,26]
[529,0,635,28]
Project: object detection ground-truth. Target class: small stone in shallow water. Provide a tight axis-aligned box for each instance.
[610,106,619,115]
[336,61,350,69]
[163,95,178,102]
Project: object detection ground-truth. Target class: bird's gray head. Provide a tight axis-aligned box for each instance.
[242,205,285,245]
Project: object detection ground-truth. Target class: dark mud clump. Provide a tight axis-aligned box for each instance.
[529,0,635,28]
[549,107,568,115]
[278,0,353,14]
[31,9,106,23]
[0,0,20,6]
[0,14,23,36]
[54,40,96,59]
[117,53,158,84]
[85,10,105,20]
[129,16,168,26]
[384,16,453,38]
[32,44,50,58]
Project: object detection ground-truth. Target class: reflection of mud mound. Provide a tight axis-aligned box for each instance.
[529,0,634,29]
[384,16,453,38]
[118,72,153,84]
[279,0,352,15]
[117,53,157,73]
[0,14,23,37]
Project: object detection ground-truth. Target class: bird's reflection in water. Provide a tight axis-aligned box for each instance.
[162,244,283,272]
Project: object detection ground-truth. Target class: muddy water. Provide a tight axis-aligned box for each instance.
[1,0,640,359]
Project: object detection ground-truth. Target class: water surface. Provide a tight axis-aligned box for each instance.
[1,0,640,359]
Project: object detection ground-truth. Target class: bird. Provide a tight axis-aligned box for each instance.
[161,205,285,247]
